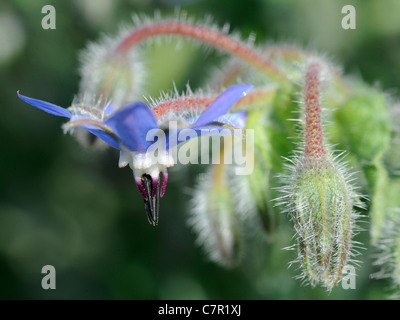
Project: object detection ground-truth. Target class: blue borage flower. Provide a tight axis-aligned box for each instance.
[18,84,253,225]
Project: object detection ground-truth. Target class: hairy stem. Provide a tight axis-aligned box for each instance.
[303,62,326,160]
[116,21,288,84]
[152,86,277,120]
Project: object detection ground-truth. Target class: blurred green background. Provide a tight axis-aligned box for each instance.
[1,0,399,299]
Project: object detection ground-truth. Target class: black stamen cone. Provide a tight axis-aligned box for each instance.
[142,174,160,226]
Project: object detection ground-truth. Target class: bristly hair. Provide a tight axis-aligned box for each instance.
[78,31,146,109]
[115,9,286,83]
[372,212,400,298]
[144,82,203,125]
[187,135,259,268]
[128,8,258,57]
[144,83,248,130]
[275,150,365,290]
[187,164,243,268]
[77,10,287,119]
[274,60,365,290]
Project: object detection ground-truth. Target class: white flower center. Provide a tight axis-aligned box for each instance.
[119,148,174,179]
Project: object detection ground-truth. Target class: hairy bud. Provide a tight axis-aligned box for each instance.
[289,158,356,288]
[372,177,400,298]
[245,108,281,236]
[331,92,391,163]
[188,137,257,267]
[78,34,146,109]
[189,163,241,267]
[278,61,360,289]
[373,214,400,298]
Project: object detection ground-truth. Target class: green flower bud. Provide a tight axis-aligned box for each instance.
[245,108,281,236]
[78,34,146,109]
[288,157,357,289]
[373,212,400,298]
[188,139,256,268]
[372,177,400,298]
[279,61,360,289]
[246,161,280,236]
[189,164,242,267]
[332,92,391,163]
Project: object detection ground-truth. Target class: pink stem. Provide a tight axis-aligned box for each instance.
[152,87,276,120]
[116,22,288,84]
[153,96,215,119]
[303,62,326,160]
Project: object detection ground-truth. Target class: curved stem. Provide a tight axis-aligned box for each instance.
[116,21,288,84]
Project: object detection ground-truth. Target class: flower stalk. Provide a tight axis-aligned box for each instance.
[115,21,288,84]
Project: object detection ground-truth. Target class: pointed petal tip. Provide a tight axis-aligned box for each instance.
[17,91,72,118]
[234,83,254,95]
[191,84,254,129]
[220,84,254,98]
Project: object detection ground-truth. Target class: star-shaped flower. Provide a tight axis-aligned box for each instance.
[18,84,253,225]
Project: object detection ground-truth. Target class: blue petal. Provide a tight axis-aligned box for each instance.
[105,101,159,152]
[190,84,253,129]
[104,102,117,116]
[166,126,236,149]
[84,128,121,150]
[64,118,122,150]
[17,91,72,118]
[215,111,248,129]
